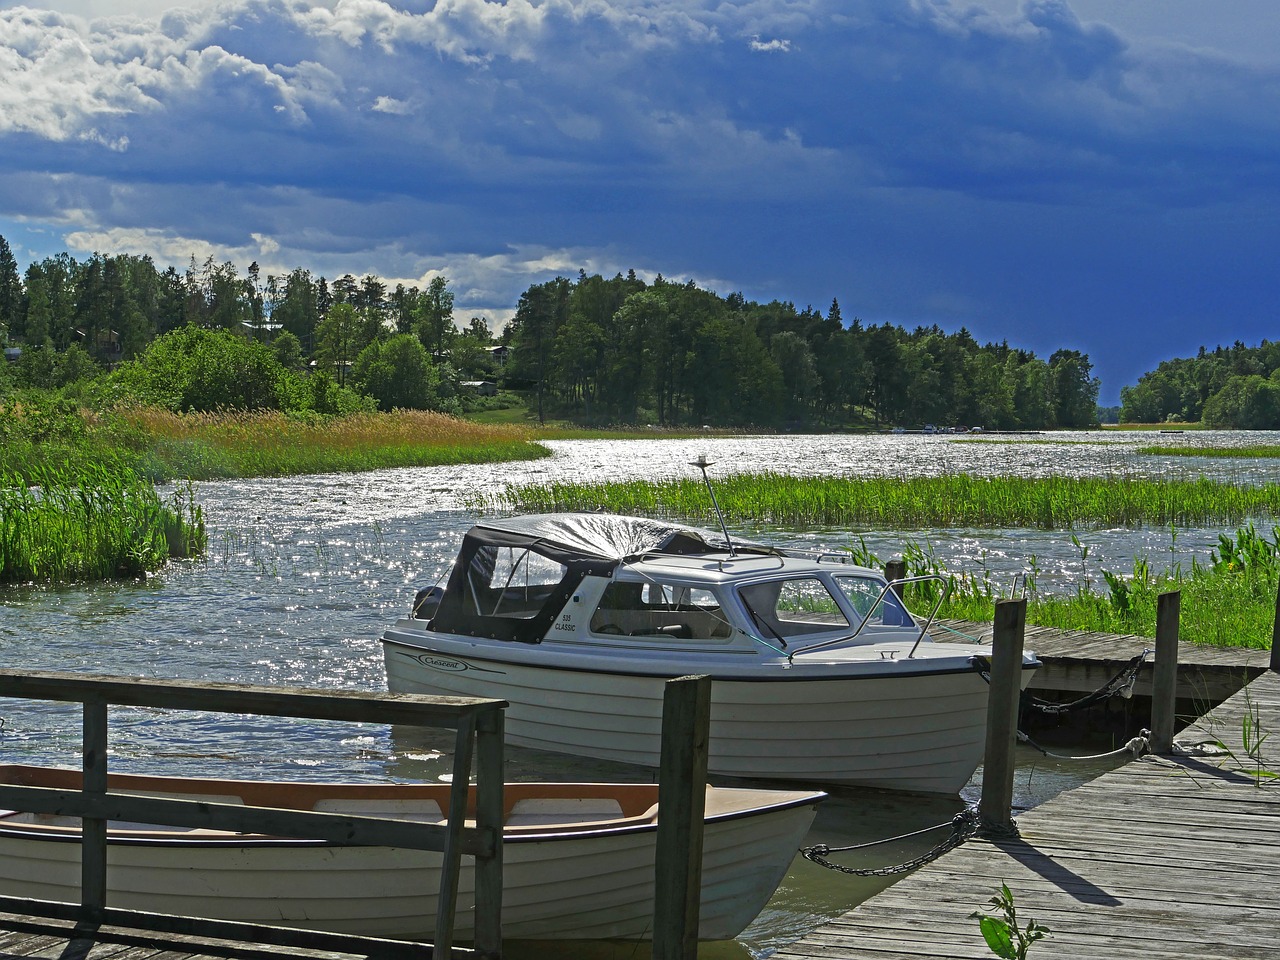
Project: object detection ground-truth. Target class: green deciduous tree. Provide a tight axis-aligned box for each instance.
[112,325,285,412]
[1202,374,1280,429]
[352,334,440,411]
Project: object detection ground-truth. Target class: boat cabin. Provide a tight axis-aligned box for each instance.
[418,514,919,650]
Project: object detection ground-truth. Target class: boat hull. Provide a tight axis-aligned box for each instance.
[0,780,817,942]
[384,636,1019,794]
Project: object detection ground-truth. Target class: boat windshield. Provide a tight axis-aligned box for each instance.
[831,574,915,627]
[738,577,851,638]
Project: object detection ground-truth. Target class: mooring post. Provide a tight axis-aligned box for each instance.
[1150,590,1181,755]
[979,598,1026,835]
[653,675,711,960]
[1271,578,1280,673]
[885,558,906,601]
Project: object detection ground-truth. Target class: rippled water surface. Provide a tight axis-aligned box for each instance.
[1,430,1274,956]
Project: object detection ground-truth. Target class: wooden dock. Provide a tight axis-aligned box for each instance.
[775,659,1280,959]
[935,619,1271,701]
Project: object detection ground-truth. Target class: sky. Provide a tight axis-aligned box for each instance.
[0,0,1276,405]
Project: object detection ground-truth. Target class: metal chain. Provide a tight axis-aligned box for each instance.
[801,807,982,877]
[971,649,1150,716]
[1021,649,1150,715]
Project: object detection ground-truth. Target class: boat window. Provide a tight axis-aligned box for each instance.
[739,578,850,638]
[466,545,568,619]
[833,575,914,627]
[589,580,730,640]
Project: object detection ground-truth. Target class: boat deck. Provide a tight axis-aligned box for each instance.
[774,660,1280,959]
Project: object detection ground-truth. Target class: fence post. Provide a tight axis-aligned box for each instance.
[653,675,711,960]
[1271,579,1280,673]
[979,598,1026,836]
[1150,591,1181,755]
[472,706,505,960]
[81,695,109,923]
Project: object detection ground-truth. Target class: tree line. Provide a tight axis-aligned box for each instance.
[0,235,1106,428]
[1120,340,1280,428]
[504,272,1100,429]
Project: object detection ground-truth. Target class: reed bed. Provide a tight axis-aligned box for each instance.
[907,525,1280,649]
[119,408,550,479]
[1138,444,1280,459]
[478,473,1280,530]
[0,466,207,583]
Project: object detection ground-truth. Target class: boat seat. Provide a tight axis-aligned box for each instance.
[633,623,693,639]
[505,797,624,827]
[312,798,444,823]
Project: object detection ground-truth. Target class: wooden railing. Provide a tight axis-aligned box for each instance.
[0,669,507,960]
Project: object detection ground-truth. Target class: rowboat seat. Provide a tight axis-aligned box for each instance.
[313,798,445,822]
[505,798,624,827]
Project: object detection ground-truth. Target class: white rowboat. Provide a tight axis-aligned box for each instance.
[0,764,822,942]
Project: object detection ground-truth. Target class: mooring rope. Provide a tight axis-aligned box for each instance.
[1018,729,1150,761]
[1020,649,1151,715]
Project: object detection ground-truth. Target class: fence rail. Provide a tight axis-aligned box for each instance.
[0,669,508,960]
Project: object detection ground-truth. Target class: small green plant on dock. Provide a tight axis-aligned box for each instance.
[971,882,1049,959]
[1240,702,1274,787]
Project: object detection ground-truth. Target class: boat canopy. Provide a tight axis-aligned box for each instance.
[428,513,775,643]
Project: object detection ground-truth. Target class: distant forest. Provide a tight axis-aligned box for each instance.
[8,232,1252,430]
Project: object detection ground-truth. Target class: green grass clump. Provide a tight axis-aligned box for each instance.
[1138,445,1280,459]
[0,466,206,583]
[478,473,1280,530]
[120,408,551,479]
[895,525,1280,649]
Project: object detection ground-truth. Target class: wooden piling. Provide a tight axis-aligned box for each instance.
[1271,578,1280,673]
[653,675,711,960]
[979,598,1025,835]
[1150,590,1181,755]
[885,559,906,600]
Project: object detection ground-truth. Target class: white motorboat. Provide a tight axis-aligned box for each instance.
[382,513,1039,794]
[0,764,822,942]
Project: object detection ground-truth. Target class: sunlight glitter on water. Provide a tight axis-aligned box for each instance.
[0,430,1274,956]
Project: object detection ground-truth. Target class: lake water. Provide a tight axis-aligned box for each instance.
[1,429,1275,956]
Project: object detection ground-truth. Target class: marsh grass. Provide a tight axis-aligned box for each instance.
[478,473,1280,529]
[908,524,1280,649]
[121,408,549,479]
[0,466,206,583]
[1,400,544,582]
[1138,445,1280,459]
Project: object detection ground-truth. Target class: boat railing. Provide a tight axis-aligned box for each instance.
[0,669,507,960]
[789,574,951,659]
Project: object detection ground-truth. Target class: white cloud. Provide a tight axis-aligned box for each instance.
[370,94,412,114]
[749,36,791,53]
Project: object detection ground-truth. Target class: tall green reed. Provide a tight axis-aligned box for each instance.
[477,473,1280,529]
[0,465,206,583]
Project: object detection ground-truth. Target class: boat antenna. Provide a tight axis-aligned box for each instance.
[690,455,736,557]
